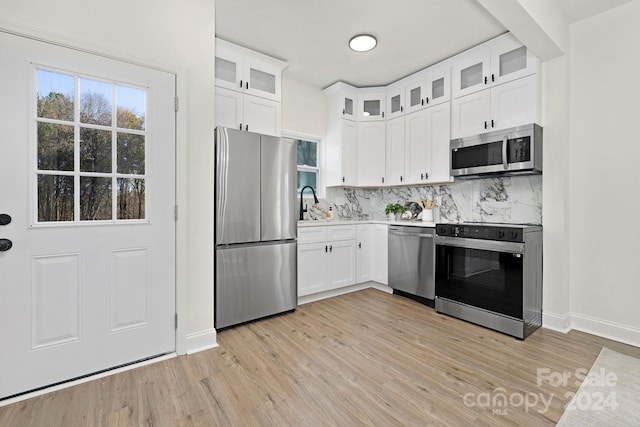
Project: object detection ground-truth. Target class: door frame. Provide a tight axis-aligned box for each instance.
[0,22,198,404]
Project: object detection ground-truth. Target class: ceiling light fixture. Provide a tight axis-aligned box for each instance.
[349,34,377,52]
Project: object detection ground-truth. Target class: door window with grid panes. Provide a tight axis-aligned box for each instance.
[35,68,147,223]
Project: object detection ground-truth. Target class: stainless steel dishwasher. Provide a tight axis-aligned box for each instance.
[388,225,435,304]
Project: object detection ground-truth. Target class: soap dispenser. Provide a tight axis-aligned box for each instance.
[326,207,334,220]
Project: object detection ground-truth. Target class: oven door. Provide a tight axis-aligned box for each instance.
[435,236,525,319]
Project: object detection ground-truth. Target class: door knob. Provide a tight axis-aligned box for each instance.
[0,214,10,225]
[0,238,12,252]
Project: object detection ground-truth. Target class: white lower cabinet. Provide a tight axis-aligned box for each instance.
[299,224,388,298]
[371,224,388,285]
[298,225,356,297]
[356,223,388,285]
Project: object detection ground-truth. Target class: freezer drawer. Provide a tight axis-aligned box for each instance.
[215,241,297,329]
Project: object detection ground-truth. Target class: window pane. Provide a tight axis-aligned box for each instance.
[38,122,74,171]
[37,70,74,121]
[297,171,317,193]
[117,178,145,219]
[432,77,445,100]
[363,99,381,116]
[297,140,317,167]
[249,68,276,95]
[38,174,74,222]
[80,177,112,220]
[461,62,483,90]
[215,57,236,84]
[117,133,145,174]
[80,79,112,126]
[117,86,145,130]
[80,127,112,173]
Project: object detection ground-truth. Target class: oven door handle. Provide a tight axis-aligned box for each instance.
[435,236,524,254]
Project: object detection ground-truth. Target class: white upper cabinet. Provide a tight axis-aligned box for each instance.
[358,88,386,121]
[452,33,538,99]
[331,83,357,121]
[451,74,538,139]
[324,82,359,186]
[386,80,405,120]
[404,101,451,185]
[215,86,281,136]
[385,116,405,186]
[357,121,386,187]
[215,38,286,102]
[405,63,451,115]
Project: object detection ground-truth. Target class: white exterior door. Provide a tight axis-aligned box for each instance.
[0,32,176,399]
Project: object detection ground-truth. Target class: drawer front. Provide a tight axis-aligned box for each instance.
[327,225,357,241]
[298,226,328,244]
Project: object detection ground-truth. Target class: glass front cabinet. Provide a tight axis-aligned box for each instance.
[452,33,538,99]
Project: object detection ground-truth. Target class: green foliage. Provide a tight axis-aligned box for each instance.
[384,202,405,215]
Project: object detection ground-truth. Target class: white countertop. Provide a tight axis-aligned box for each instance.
[297,219,436,228]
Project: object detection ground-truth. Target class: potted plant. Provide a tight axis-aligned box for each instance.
[384,202,405,221]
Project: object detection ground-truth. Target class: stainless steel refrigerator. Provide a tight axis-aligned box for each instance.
[215,127,297,329]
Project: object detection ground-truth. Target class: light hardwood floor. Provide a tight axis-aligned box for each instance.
[1,288,639,426]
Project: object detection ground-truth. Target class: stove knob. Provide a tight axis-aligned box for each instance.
[510,231,519,240]
[497,230,506,239]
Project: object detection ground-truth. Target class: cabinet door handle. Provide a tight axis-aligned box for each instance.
[0,238,12,252]
[381,177,385,184]
[491,74,495,82]
[382,111,385,118]
[421,173,424,180]
[239,123,243,130]
[342,176,345,183]
[491,119,494,128]
[329,245,333,252]
[484,121,488,129]
[239,79,243,88]
[342,108,346,115]
[400,175,403,182]
[400,106,403,113]
[325,245,328,253]
[425,172,429,180]
[358,242,362,249]
[245,82,249,90]
[484,76,488,85]
[0,214,11,225]
[426,97,429,104]
[421,99,424,106]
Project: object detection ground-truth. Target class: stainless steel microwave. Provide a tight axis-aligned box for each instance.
[450,124,542,179]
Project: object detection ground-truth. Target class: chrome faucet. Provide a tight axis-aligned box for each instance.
[299,185,319,220]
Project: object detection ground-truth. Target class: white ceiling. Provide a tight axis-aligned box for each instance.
[215,0,632,89]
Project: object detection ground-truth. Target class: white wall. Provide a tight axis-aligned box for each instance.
[568,0,640,345]
[0,0,217,353]
[541,55,572,330]
[282,76,326,137]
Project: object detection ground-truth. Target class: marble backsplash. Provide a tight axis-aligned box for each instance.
[302,175,542,225]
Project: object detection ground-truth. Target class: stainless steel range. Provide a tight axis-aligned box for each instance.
[434,223,542,339]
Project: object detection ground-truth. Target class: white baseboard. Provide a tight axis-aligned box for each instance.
[542,311,572,333]
[184,328,219,354]
[570,313,640,348]
[299,282,390,305]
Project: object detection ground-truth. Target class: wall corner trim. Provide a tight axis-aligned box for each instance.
[184,328,218,355]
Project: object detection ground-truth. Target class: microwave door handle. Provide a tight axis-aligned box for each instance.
[502,135,508,170]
